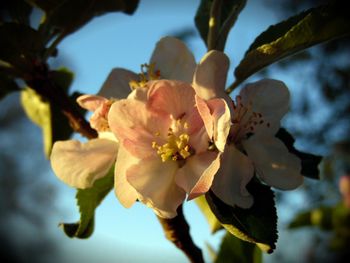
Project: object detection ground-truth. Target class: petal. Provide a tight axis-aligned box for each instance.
[108,98,170,159]
[239,79,290,126]
[175,151,221,200]
[114,146,138,208]
[193,50,230,100]
[150,37,196,83]
[243,135,303,190]
[196,96,231,152]
[50,139,118,189]
[76,95,108,112]
[147,80,196,119]
[207,98,231,152]
[126,157,186,218]
[98,68,138,99]
[211,145,254,208]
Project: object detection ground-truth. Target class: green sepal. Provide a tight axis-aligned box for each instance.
[276,128,322,179]
[234,1,350,83]
[60,167,114,239]
[215,232,262,263]
[205,180,278,253]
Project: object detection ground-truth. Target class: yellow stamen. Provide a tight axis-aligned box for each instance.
[129,63,161,89]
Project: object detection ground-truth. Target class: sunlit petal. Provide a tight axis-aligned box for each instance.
[51,139,118,189]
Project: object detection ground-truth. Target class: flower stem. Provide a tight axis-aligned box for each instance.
[157,205,204,263]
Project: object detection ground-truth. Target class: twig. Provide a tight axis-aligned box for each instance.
[157,205,204,263]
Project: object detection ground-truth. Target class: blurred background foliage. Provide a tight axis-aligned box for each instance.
[0,0,349,262]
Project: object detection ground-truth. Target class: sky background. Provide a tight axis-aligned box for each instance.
[0,0,331,262]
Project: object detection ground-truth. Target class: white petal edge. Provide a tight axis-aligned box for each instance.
[243,135,303,190]
[114,146,138,208]
[50,138,118,189]
[98,68,138,99]
[193,50,230,101]
[150,37,196,83]
[211,144,254,208]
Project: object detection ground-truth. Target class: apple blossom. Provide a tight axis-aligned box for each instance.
[50,37,231,218]
[198,75,304,208]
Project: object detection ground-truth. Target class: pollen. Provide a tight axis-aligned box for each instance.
[152,129,192,163]
[129,63,161,89]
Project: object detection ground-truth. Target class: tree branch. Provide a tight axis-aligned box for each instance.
[25,61,97,139]
[157,205,204,263]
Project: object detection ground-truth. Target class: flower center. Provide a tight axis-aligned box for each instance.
[230,95,270,143]
[129,63,161,89]
[152,119,193,163]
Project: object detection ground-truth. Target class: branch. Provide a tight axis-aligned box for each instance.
[157,205,204,263]
[25,61,97,139]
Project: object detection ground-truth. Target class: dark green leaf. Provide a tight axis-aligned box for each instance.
[215,232,262,263]
[276,128,322,179]
[0,72,20,99]
[206,181,278,253]
[195,0,246,48]
[195,195,222,233]
[30,0,139,37]
[51,67,74,92]
[60,167,114,238]
[0,23,45,71]
[234,1,350,83]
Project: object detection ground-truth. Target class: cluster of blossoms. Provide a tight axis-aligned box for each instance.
[51,37,303,218]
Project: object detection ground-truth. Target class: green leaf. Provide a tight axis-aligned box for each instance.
[206,180,278,253]
[288,206,333,230]
[60,167,114,238]
[0,23,45,71]
[215,232,262,263]
[0,71,20,99]
[20,68,75,157]
[30,0,139,37]
[195,195,222,233]
[21,87,52,157]
[234,1,350,83]
[276,128,322,179]
[195,0,246,49]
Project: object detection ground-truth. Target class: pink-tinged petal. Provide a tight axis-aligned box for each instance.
[98,68,138,99]
[175,151,221,200]
[239,79,290,127]
[196,96,231,152]
[77,95,108,112]
[127,157,186,218]
[196,95,213,140]
[108,99,170,159]
[207,98,231,152]
[243,135,303,190]
[150,37,196,83]
[50,139,118,189]
[114,146,138,208]
[211,145,254,208]
[193,50,230,100]
[147,80,196,119]
[189,126,210,154]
